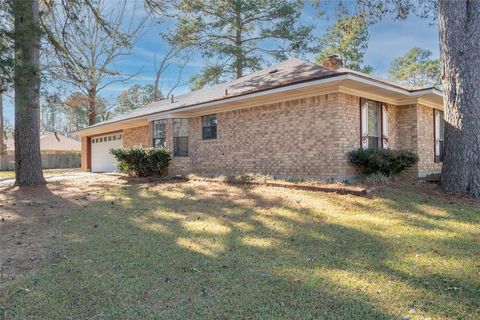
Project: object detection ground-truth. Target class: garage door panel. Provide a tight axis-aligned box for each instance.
[91,133,123,172]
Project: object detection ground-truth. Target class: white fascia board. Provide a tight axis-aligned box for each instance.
[344,74,444,98]
[338,86,443,109]
[343,74,411,95]
[148,113,201,121]
[338,86,400,105]
[417,98,445,110]
[410,88,443,97]
[148,113,174,121]
[71,117,149,137]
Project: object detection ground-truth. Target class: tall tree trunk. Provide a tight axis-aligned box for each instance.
[438,0,480,197]
[88,87,97,125]
[14,0,45,186]
[235,7,243,79]
[0,89,5,155]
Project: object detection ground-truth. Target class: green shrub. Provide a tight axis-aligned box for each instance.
[363,173,391,186]
[348,149,418,176]
[110,147,171,177]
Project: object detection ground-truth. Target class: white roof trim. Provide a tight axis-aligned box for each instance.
[74,73,444,136]
[410,87,443,96]
[148,113,174,121]
[345,74,443,97]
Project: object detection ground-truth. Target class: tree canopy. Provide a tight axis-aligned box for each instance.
[41,0,146,125]
[316,13,373,73]
[0,3,13,89]
[165,0,313,89]
[389,47,440,87]
[115,84,155,115]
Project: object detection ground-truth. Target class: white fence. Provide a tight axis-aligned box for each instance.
[0,153,81,171]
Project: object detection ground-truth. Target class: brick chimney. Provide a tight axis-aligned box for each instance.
[322,54,343,70]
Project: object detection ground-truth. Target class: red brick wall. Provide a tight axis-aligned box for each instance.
[123,125,152,147]
[83,93,442,179]
[80,136,89,171]
[167,93,361,180]
[416,104,443,176]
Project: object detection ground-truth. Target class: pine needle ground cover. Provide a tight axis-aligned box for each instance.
[0,176,478,319]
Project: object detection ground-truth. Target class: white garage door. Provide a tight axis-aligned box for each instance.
[91,133,123,172]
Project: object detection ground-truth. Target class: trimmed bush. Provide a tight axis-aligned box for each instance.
[110,147,171,177]
[348,149,418,176]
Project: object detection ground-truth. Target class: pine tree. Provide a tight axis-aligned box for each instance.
[316,13,373,73]
[164,0,313,88]
[389,47,440,87]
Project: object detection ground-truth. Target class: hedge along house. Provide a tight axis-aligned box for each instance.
[73,57,444,180]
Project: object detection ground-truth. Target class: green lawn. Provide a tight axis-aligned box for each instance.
[0,177,478,319]
[0,171,15,179]
[0,168,80,181]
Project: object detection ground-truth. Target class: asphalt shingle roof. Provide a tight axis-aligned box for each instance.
[5,132,80,151]
[83,58,437,130]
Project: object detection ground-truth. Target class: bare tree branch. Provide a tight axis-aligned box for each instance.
[153,42,189,100]
[41,0,148,125]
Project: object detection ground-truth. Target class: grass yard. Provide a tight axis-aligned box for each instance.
[0,175,479,319]
[0,168,81,181]
[0,171,15,180]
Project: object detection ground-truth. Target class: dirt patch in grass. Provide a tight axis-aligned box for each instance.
[0,174,121,287]
[0,174,479,319]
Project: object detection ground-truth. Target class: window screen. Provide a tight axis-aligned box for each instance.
[435,110,445,162]
[367,101,381,150]
[202,114,217,140]
[173,119,188,156]
[152,120,167,148]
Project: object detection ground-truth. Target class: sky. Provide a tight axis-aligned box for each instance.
[2,0,440,123]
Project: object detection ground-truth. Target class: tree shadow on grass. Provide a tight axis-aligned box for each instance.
[0,184,80,291]
[0,179,479,319]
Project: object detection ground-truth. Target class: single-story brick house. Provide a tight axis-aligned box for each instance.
[74,56,444,180]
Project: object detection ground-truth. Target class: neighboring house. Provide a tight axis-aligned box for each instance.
[1,132,81,170]
[74,56,444,180]
[4,131,81,155]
